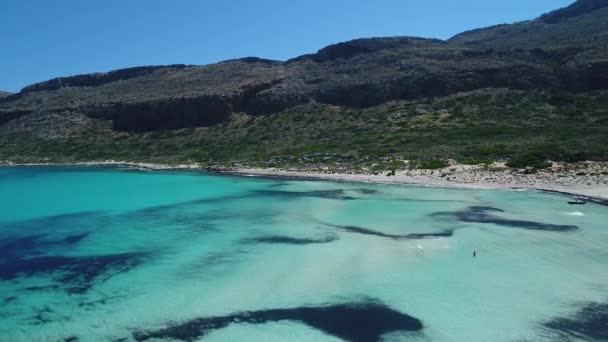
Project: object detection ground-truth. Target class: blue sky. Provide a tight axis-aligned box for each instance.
[0,0,573,92]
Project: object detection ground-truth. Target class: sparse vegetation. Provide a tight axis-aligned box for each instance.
[505,152,552,169]
[419,160,449,170]
[2,89,606,170]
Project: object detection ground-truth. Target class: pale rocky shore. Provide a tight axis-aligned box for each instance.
[2,160,608,201]
[232,161,608,202]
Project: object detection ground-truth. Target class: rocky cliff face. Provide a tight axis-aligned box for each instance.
[106,79,283,131]
[0,0,606,132]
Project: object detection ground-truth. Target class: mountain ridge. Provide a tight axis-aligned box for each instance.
[11,0,608,97]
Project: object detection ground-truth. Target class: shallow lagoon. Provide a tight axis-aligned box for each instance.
[0,167,607,341]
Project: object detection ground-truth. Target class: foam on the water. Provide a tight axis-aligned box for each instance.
[1,166,607,341]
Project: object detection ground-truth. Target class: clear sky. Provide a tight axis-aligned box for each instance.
[0,0,573,92]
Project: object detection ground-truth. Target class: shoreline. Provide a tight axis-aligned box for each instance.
[228,168,608,204]
[2,160,608,202]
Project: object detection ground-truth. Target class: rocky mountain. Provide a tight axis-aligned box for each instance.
[0,42,554,131]
[1,0,607,167]
[0,91,11,98]
[450,0,608,91]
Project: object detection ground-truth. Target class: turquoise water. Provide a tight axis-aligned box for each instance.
[1,167,607,341]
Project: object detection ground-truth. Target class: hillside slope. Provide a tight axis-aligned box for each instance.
[1,0,607,169]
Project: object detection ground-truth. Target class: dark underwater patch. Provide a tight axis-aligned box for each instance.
[0,234,47,257]
[130,206,222,228]
[177,247,250,279]
[28,305,73,327]
[190,193,252,205]
[432,206,578,231]
[128,194,278,228]
[24,284,62,292]
[252,189,357,200]
[196,250,238,266]
[120,202,252,236]
[0,232,91,259]
[0,252,147,294]
[62,232,90,244]
[2,211,106,232]
[323,223,454,240]
[0,211,104,262]
[31,306,56,325]
[133,301,423,342]
[3,296,17,304]
[353,188,380,195]
[78,294,125,309]
[134,196,236,217]
[242,234,339,245]
[542,302,608,341]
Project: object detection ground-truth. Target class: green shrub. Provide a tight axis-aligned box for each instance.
[419,159,449,169]
[560,151,588,163]
[506,152,551,169]
[387,160,406,169]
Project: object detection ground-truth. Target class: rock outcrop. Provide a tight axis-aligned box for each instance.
[540,0,608,23]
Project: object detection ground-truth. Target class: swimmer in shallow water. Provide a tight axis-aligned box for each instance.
[473,251,476,258]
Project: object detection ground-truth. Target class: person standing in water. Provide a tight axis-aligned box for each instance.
[473,251,477,258]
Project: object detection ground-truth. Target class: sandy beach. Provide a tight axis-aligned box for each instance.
[231,164,608,202]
